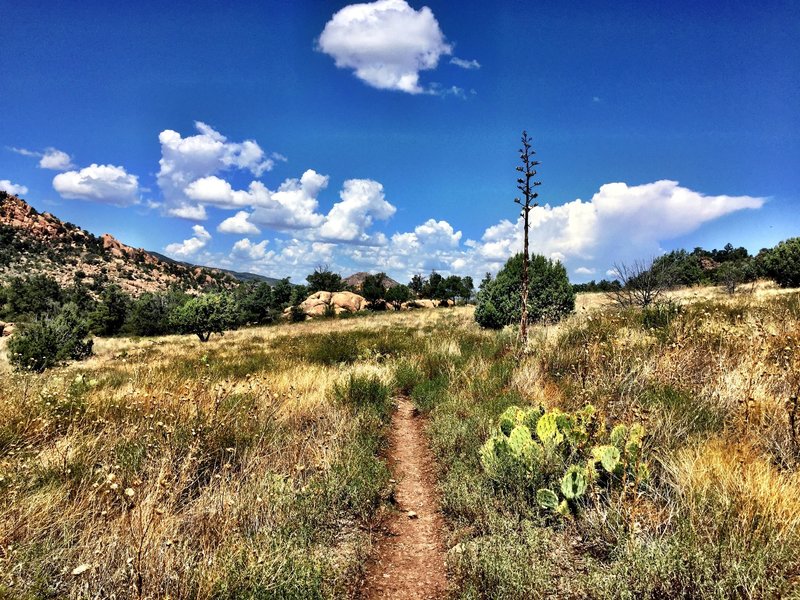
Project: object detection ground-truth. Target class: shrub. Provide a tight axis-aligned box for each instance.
[170,293,238,341]
[88,284,130,336]
[475,253,574,329]
[8,304,93,372]
[760,237,800,288]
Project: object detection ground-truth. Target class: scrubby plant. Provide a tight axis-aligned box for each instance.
[8,303,93,372]
[759,236,800,288]
[480,404,648,516]
[475,253,575,330]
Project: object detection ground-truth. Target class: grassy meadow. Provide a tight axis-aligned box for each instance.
[2,288,800,598]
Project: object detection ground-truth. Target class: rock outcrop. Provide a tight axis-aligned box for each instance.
[0,192,240,296]
[289,290,369,319]
[290,291,453,318]
[400,299,453,309]
[343,272,401,291]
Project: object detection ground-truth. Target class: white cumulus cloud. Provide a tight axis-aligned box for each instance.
[11,146,74,170]
[165,225,211,258]
[0,179,28,195]
[249,170,329,230]
[53,164,140,206]
[318,0,452,94]
[231,238,271,261]
[319,178,396,243]
[218,210,261,235]
[158,121,275,218]
[39,148,74,170]
[469,180,765,275]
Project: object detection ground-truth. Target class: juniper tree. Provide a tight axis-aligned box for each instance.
[515,131,541,345]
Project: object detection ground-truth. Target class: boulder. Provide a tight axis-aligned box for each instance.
[304,303,329,317]
[288,290,368,319]
[331,291,367,313]
[412,299,438,309]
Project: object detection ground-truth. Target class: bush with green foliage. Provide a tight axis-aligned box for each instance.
[8,303,93,372]
[475,253,575,329]
[306,267,344,294]
[1,274,62,320]
[760,237,800,288]
[125,291,185,336]
[385,284,412,308]
[170,293,238,341]
[361,273,388,304]
[88,284,130,335]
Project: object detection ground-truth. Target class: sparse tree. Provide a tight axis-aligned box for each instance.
[607,258,672,308]
[306,265,344,294]
[515,131,541,345]
[409,273,425,297]
[170,293,238,342]
[361,272,387,305]
[386,284,412,309]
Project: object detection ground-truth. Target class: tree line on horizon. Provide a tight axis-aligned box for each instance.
[0,266,476,372]
[572,239,800,294]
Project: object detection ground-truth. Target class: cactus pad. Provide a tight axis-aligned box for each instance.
[561,465,587,499]
[609,424,628,449]
[536,488,559,510]
[536,412,565,446]
[592,445,621,473]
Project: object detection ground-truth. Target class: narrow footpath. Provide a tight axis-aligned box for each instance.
[361,397,448,600]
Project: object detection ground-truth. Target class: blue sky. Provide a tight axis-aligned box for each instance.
[1,0,797,282]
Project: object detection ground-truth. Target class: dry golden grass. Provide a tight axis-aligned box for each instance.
[3,292,800,597]
[574,279,798,312]
[1,309,480,598]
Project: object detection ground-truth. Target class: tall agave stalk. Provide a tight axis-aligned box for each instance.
[515,131,541,346]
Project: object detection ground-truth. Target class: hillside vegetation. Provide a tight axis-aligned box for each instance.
[2,287,799,597]
[0,192,238,296]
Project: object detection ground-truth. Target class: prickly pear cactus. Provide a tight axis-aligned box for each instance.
[561,465,587,500]
[536,488,559,510]
[625,423,645,459]
[561,405,595,448]
[498,406,523,436]
[479,436,510,481]
[592,445,621,473]
[536,412,565,446]
[556,499,571,517]
[609,424,628,449]
[521,406,544,432]
[508,425,533,456]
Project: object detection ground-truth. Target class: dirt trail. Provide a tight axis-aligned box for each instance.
[361,398,448,599]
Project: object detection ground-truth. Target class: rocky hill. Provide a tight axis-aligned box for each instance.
[344,271,400,290]
[0,192,241,296]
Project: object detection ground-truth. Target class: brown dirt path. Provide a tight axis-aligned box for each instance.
[360,398,448,599]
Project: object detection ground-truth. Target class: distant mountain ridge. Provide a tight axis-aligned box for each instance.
[344,271,401,290]
[147,251,282,287]
[0,192,281,295]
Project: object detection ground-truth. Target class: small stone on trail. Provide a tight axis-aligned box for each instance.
[407,511,418,519]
